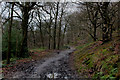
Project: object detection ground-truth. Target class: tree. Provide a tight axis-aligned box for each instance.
[97,2,118,41]
[57,3,66,50]
[37,10,44,48]
[7,2,14,64]
[53,2,59,49]
[86,3,100,41]
[48,8,53,49]
[15,2,36,57]
[118,2,120,36]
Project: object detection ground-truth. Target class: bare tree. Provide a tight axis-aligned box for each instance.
[7,2,14,64]
[41,3,54,49]
[53,2,59,49]
[14,2,36,57]
[86,3,100,41]
[118,2,120,36]
[57,3,66,50]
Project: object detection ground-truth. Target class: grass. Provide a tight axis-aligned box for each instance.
[76,42,92,50]
[30,47,46,52]
[2,47,48,68]
[73,35,120,79]
[2,56,32,68]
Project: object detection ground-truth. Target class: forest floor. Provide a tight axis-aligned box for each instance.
[2,47,83,79]
[2,33,120,79]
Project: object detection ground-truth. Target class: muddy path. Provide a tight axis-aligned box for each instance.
[5,47,83,79]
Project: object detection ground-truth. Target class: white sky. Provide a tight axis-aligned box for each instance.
[0,2,78,19]
[1,0,119,2]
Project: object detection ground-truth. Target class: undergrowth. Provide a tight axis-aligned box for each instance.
[73,36,120,79]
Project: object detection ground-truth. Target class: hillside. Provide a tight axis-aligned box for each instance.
[72,34,120,79]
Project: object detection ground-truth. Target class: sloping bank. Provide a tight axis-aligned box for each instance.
[72,36,120,79]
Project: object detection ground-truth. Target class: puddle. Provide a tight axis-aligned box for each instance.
[46,72,69,79]
[46,72,60,79]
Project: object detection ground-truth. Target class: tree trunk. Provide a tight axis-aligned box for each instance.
[39,19,44,48]
[48,26,51,49]
[62,23,67,46]
[7,3,14,64]
[101,2,110,41]
[20,6,29,58]
[53,2,59,49]
[37,11,44,48]
[57,22,62,50]
[110,24,112,39]
[15,32,18,57]
[33,32,36,47]
[48,17,52,49]
[31,28,36,47]
[57,8,64,50]
[118,1,120,36]
[93,24,97,41]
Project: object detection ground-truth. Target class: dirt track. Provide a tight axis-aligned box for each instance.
[4,48,83,80]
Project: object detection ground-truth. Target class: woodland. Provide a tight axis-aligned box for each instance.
[1,1,120,79]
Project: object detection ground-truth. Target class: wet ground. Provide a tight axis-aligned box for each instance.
[4,48,84,80]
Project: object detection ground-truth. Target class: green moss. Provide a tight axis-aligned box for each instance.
[2,63,7,67]
[102,49,107,54]
[101,61,107,69]
[100,75,109,80]
[93,72,104,79]
[106,56,112,62]
[74,36,120,79]
[76,42,93,50]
